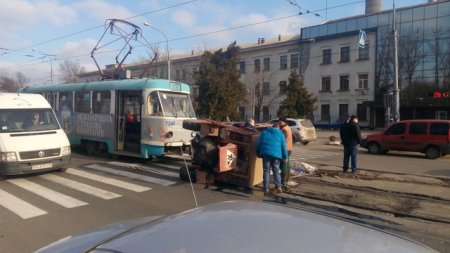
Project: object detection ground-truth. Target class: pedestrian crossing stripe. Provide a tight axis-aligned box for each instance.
[85,164,177,186]
[0,188,47,219]
[40,174,122,200]
[107,161,180,177]
[0,161,180,219]
[66,168,151,192]
[9,178,88,208]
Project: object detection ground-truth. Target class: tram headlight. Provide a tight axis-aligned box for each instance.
[191,131,197,137]
[165,131,173,139]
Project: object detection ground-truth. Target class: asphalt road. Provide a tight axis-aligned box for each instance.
[291,129,450,178]
[1,136,449,253]
[0,154,247,253]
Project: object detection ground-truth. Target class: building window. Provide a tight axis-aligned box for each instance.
[192,66,199,74]
[182,69,187,80]
[262,82,270,96]
[192,87,199,97]
[358,74,368,89]
[321,104,330,121]
[358,44,369,60]
[255,83,261,97]
[279,81,287,95]
[263,106,270,121]
[290,53,299,69]
[339,75,349,91]
[176,69,180,80]
[280,55,288,69]
[357,103,367,121]
[340,46,350,62]
[263,57,270,71]
[239,61,246,73]
[339,104,349,123]
[254,59,260,72]
[321,77,331,92]
[322,48,331,64]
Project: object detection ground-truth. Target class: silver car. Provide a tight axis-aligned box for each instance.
[35,200,437,253]
[271,118,317,145]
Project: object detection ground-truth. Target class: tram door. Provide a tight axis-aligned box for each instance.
[117,91,142,153]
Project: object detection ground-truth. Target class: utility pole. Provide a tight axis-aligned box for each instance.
[32,49,55,84]
[143,22,171,80]
[392,0,400,122]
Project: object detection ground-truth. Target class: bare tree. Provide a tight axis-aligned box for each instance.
[248,69,282,122]
[427,28,450,89]
[375,27,395,96]
[59,59,86,83]
[0,72,22,92]
[398,31,424,89]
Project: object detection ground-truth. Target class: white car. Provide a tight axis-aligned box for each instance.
[271,118,317,145]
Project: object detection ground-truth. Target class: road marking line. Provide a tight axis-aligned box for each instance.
[107,161,179,177]
[0,188,47,219]
[8,178,88,208]
[66,168,151,192]
[40,174,121,200]
[85,164,176,186]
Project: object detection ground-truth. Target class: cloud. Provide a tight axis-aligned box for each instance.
[34,0,78,26]
[0,0,36,38]
[73,0,135,22]
[171,9,196,28]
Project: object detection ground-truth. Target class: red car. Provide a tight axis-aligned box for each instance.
[361,119,450,159]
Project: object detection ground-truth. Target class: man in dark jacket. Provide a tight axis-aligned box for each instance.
[339,115,362,173]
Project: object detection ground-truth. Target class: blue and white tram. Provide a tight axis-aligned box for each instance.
[20,78,196,158]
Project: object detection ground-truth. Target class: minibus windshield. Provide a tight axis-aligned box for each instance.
[0,109,60,133]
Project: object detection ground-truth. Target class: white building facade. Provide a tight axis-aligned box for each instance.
[301,32,376,128]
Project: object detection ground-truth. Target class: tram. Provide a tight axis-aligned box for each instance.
[20,78,196,158]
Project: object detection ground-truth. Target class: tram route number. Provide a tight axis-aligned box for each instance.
[165,121,176,127]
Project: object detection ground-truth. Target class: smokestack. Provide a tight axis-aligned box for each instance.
[365,0,382,14]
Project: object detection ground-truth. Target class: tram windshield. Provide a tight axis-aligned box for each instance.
[148,91,195,118]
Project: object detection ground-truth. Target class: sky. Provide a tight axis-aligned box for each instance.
[0,0,427,85]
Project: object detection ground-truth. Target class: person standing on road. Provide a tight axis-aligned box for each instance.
[256,124,288,193]
[339,115,362,173]
[278,116,293,189]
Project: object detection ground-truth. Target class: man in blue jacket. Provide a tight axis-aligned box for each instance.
[256,125,288,193]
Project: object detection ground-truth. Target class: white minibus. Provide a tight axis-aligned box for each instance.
[0,93,71,175]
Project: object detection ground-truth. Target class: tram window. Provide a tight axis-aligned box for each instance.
[75,91,91,113]
[59,92,73,112]
[92,91,111,114]
[148,92,162,116]
[159,91,195,117]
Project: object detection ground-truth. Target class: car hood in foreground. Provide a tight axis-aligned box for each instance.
[35,200,437,253]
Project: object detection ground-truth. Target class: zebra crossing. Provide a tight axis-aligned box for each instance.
[0,160,184,220]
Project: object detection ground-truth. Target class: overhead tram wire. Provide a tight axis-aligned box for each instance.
[1,0,198,57]
[3,0,367,71]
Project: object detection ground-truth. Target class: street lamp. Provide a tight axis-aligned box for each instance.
[143,22,171,80]
[392,0,400,122]
[32,48,56,84]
